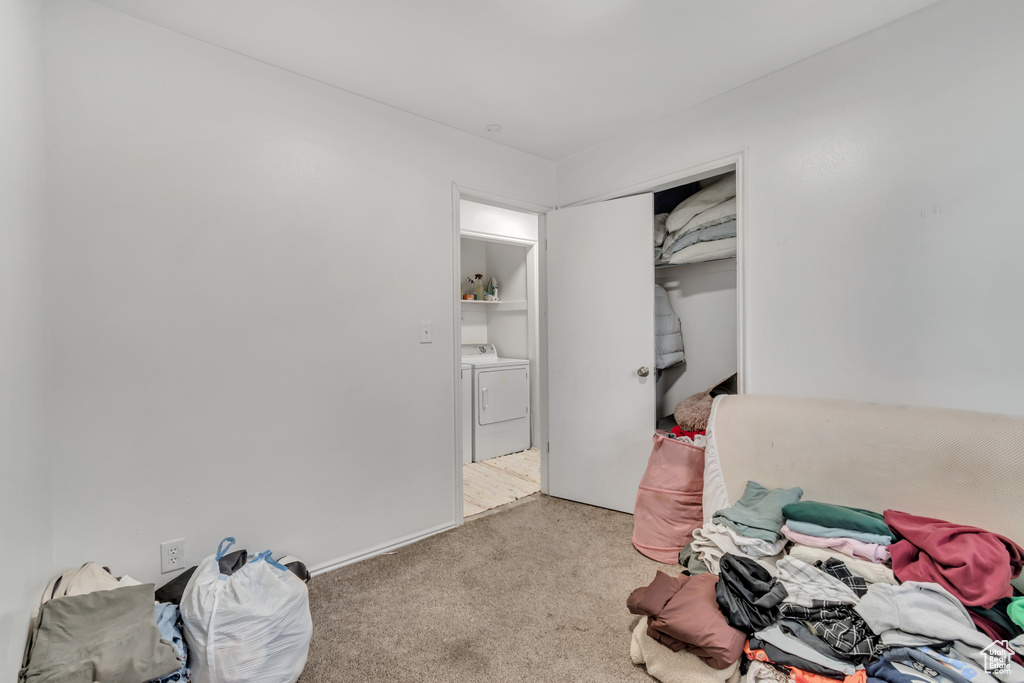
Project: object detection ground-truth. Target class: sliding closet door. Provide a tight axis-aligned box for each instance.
[546,194,655,513]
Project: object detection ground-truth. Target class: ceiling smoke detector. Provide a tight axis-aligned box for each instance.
[486,124,503,133]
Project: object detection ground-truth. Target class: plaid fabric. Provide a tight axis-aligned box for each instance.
[776,556,859,607]
[815,558,867,597]
[780,601,877,662]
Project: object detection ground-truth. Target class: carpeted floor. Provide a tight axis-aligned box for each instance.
[300,494,677,682]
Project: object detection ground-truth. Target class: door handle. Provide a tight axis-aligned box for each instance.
[481,387,488,410]
[637,366,650,377]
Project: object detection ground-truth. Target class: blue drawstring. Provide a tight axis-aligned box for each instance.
[215,537,235,560]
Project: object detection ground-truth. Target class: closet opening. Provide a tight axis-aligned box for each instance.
[652,168,739,437]
[455,199,542,520]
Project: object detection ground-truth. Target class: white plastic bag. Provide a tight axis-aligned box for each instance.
[181,537,313,683]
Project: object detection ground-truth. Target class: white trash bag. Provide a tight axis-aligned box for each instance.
[181,537,313,683]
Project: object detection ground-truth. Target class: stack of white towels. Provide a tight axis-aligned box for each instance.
[654,173,737,266]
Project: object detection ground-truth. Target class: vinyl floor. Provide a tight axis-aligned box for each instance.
[462,448,540,517]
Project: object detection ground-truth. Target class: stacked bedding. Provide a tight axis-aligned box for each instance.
[655,173,737,266]
[628,481,1024,683]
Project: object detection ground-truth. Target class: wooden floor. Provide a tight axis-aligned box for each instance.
[463,448,541,517]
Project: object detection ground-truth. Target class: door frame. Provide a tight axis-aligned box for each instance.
[451,184,552,524]
[555,150,748,394]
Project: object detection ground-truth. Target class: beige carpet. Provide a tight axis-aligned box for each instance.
[300,494,676,682]
[463,448,541,517]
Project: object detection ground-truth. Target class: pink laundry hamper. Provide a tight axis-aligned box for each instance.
[631,431,705,564]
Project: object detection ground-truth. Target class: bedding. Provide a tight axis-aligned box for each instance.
[665,173,736,235]
[655,213,669,246]
[663,219,737,257]
[664,237,736,265]
[655,284,686,370]
[666,197,737,245]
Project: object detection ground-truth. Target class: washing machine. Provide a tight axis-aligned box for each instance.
[460,344,530,462]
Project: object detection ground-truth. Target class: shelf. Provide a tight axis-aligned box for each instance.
[460,299,527,311]
[655,255,737,270]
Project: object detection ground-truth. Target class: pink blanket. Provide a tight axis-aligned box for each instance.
[781,524,890,563]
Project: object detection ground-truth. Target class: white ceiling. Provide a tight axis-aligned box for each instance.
[90,0,938,161]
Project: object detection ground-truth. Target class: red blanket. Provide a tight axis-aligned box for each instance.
[885,509,1024,608]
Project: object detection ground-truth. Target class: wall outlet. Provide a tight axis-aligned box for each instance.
[161,538,185,574]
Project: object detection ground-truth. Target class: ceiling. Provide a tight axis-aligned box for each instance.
[90,0,938,161]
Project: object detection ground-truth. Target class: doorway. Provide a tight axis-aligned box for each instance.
[544,153,745,513]
[454,197,543,519]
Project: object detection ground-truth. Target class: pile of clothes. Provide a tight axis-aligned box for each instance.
[628,481,1024,683]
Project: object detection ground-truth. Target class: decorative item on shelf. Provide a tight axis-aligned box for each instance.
[473,274,485,301]
[483,277,499,301]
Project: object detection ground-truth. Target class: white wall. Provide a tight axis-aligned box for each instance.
[460,200,539,242]
[656,260,737,417]
[559,0,1024,416]
[482,241,530,361]
[41,0,555,583]
[0,0,50,675]
[458,238,530,353]
[459,238,488,344]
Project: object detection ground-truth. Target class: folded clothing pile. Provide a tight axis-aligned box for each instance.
[781,502,894,565]
[628,571,746,670]
[688,481,801,574]
[655,173,737,266]
[628,481,1024,683]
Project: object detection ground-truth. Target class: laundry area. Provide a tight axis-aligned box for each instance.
[458,200,541,516]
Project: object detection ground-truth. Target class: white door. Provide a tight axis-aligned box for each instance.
[546,193,655,513]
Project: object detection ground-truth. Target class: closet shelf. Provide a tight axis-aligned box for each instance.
[460,299,527,311]
[655,255,736,270]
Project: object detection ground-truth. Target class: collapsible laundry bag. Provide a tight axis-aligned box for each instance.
[632,432,705,563]
[181,538,313,683]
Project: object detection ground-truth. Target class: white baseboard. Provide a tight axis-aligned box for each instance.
[308,521,457,577]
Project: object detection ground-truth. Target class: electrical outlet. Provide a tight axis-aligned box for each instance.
[161,538,185,574]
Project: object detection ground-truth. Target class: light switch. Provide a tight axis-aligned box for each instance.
[420,321,432,344]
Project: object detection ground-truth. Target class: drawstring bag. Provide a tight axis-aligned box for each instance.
[632,432,705,563]
[181,538,313,683]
